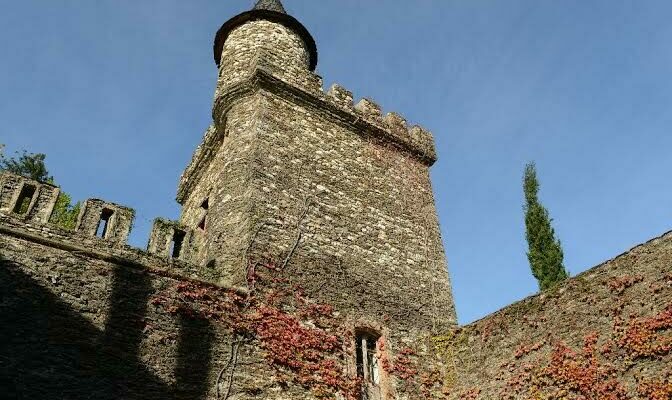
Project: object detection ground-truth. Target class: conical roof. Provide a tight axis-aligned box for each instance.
[213,1,318,71]
[253,0,286,14]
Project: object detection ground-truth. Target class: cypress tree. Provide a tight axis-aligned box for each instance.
[523,162,568,290]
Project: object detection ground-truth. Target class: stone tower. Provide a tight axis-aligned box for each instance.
[177,0,456,334]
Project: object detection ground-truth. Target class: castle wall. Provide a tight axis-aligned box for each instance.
[0,172,60,224]
[0,213,327,400]
[0,215,216,399]
[442,231,672,399]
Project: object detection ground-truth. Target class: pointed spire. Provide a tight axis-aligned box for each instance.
[253,0,286,14]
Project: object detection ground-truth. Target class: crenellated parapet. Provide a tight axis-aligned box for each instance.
[147,218,194,261]
[0,172,136,246]
[198,53,438,205]
[330,87,437,163]
[326,84,354,110]
[75,199,135,246]
[0,173,138,247]
[218,50,438,164]
[0,172,60,224]
[0,171,207,275]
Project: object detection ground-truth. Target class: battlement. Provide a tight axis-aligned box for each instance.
[321,80,438,164]
[75,199,135,246]
[147,218,195,262]
[0,172,60,224]
[186,51,438,204]
[0,174,136,247]
[0,172,201,268]
[216,49,438,165]
[325,83,436,160]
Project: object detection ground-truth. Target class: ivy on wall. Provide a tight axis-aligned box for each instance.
[151,255,365,399]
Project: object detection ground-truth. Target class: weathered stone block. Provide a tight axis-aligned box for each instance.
[355,98,383,123]
[384,112,408,139]
[327,84,354,110]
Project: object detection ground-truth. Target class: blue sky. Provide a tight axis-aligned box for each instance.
[1,1,671,324]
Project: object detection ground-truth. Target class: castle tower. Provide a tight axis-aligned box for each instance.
[177,0,456,338]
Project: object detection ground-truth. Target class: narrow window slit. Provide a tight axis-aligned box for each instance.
[13,184,36,215]
[355,330,382,392]
[96,209,114,238]
[170,230,186,259]
[198,198,209,231]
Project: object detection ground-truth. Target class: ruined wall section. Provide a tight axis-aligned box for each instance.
[0,172,212,278]
[443,232,672,399]
[0,199,330,400]
[0,212,223,398]
[0,172,60,223]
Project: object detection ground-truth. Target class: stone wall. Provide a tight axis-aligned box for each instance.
[178,96,260,285]
[0,214,218,399]
[245,86,456,331]
[0,172,60,224]
[441,231,672,399]
[0,211,348,400]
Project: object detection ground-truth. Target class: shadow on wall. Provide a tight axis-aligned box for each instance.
[0,257,214,400]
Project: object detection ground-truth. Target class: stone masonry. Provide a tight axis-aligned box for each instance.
[1,1,670,399]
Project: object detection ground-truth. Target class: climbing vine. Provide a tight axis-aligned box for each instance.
[637,377,672,400]
[424,269,672,400]
[614,305,672,359]
[151,257,361,399]
[147,194,672,400]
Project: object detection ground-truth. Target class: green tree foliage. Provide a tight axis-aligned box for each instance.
[523,162,568,290]
[0,145,80,230]
[0,148,52,183]
[49,191,81,230]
